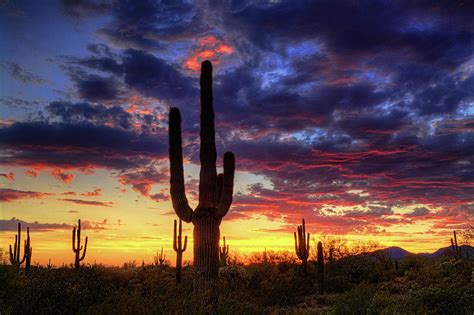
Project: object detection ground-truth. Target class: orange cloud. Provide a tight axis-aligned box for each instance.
[81,188,103,196]
[0,188,53,202]
[25,170,38,177]
[184,36,234,71]
[0,172,15,182]
[51,168,75,184]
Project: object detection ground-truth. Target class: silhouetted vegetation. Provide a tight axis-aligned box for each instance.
[1,248,472,314]
[169,60,235,280]
[71,219,88,269]
[8,223,32,271]
[173,219,187,284]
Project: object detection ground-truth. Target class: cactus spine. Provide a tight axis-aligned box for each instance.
[173,219,187,283]
[317,241,324,294]
[169,60,235,280]
[72,219,88,269]
[294,218,310,274]
[220,236,229,266]
[9,223,32,270]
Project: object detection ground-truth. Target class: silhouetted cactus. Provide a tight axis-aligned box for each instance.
[154,248,166,267]
[220,236,229,266]
[169,60,235,280]
[317,241,324,293]
[25,228,32,271]
[9,223,32,270]
[173,219,187,284]
[451,230,462,258]
[294,219,310,274]
[72,219,88,269]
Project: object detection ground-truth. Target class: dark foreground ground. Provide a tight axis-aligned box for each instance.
[1,253,473,314]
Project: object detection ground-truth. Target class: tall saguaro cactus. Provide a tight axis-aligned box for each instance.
[220,236,229,266]
[169,60,235,280]
[294,218,310,274]
[173,219,187,284]
[9,223,32,270]
[72,219,88,269]
[317,241,324,294]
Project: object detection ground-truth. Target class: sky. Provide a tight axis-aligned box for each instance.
[0,0,473,266]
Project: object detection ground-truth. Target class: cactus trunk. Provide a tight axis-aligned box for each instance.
[193,215,220,279]
[317,241,324,294]
[168,60,235,280]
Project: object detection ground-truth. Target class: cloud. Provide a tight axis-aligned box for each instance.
[406,207,431,217]
[0,62,47,84]
[51,168,75,184]
[47,101,132,129]
[74,56,124,75]
[75,74,120,102]
[0,189,52,202]
[60,0,113,19]
[81,188,102,196]
[0,217,72,231]
[59,198,114,207]
[121,49,197,102]
[0,121,167,161]
[96,0,207,51]
[0,172,15,182]
[184,35,234,71]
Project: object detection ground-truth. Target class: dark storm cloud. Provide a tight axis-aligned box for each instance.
[75,56,124,75]
[217,1,473,66]
[61,0,113,19]
[75,74,120,102]
[2,0,472,233]
[97,0,208,50]
[121,49,197,101]
[0,121,167,155]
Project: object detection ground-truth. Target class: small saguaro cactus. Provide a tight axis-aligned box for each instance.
[294,218,310,274]
[317,241,324,294]
[169,60,235,280]
[155,248,166,267]
[173,219,187,284]
[9,223,32,270]
[72,219,88,269]
[451,230,461,257]
[220,236,229,266]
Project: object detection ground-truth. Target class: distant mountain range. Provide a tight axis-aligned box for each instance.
[375,245,474,260]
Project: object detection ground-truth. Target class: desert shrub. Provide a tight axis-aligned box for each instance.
[333,283,377,314]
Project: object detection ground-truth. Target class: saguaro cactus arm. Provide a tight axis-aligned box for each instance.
[80,236,88,261]
[215,152,235,218]
[169,108,193,223]
[173,219,188,253]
